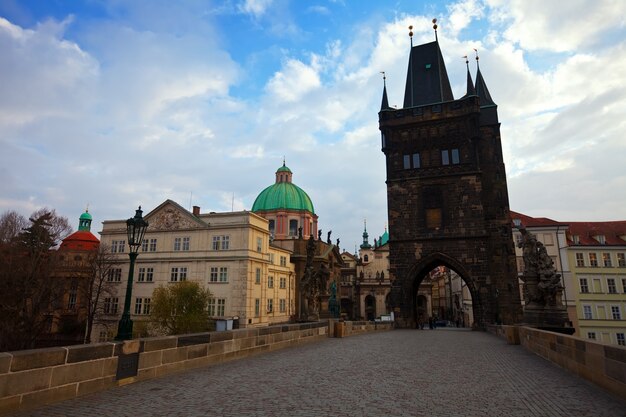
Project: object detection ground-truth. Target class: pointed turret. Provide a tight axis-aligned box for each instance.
[462,56,476,97]
[473,50,498,125]
[403,22,454,108]
[360,220,372,249]
[381,83,391,111]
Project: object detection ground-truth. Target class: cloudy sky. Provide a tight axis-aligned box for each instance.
[1,0,625,252]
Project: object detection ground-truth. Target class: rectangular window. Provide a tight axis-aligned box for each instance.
[279,299,286,313]
[575,253,585,267]
[579,278,589,293]
[267,298,273,313]
[268,276,274,288]
[217,299,225,316]
[134,297,143,315]
[622,278,626,293]
[143,298,151,315]
[219,267,228,282]
[583,305,592,320]
[67,292,77,310]
[104,297,119,314]
[280,256,287,267]
[269,253,275,264]
[138,267,153,282]
[603,253,612,267]
[589,253,598,267]
[170,267,188,282]
[618,253,625,267]
[587,332,596,340]
[280,277,286,289]
[111,240,125,253]
[254,299,260,317]
[212,235,230,250]
[426,208,442,229]
[441,150,449,165]
[142,239,148,252]
[412,153,421,168]
[208,299,216,316]
[451,148,460,164]
[174,237,189,251]
[596,235,606,244]
[611,306,621,320]
[403,154,411,169]
[98,331,108,343]
[107,268,122,282]
[381,132,386,148]
[149,238,157,252]
[210,267,218,282]
[255,268,261,284]
[572,235,580,244]
[257,237,262,252]
[617,333,626,346]
[608,278,617,294]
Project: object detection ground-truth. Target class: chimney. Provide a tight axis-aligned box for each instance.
[192,206,200,216]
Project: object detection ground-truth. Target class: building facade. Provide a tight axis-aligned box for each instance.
[96,200,295,341]
[566,221,626,345]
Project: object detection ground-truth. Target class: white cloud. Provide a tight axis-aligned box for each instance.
[265,58,321,102]
[238,0,274,19]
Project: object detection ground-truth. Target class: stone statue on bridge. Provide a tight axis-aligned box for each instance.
[517,222,572,333]
[300,235,323,321]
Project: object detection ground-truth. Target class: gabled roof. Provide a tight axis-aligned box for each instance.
[566,221,626,246]
[403,41,454,108]
[143,199,208,230]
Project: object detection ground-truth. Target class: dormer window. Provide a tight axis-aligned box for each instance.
[572,235,580,244]
[595,235,606,245]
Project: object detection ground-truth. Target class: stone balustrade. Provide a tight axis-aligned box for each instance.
[487,324,626,400]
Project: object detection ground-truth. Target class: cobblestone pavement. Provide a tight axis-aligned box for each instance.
[10,329,626,417]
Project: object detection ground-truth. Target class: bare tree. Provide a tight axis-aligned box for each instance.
[0,210,28,244]
[80,246,119,343]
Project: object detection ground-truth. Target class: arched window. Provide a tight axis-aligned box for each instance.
[289,220,298,236]
[364,255,369,262]
[268,219,275,235]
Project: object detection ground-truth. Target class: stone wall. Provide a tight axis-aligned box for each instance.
[0,322,328,415]
[487,325,626,400]
[332,320,393,338]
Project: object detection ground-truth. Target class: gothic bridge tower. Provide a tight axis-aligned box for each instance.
[379,27,522,328]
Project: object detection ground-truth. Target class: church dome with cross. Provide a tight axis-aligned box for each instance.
[251,162,318,240]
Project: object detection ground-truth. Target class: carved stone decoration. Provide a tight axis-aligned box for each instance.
[518,226,572,333]
[300,235,324,321]
[149,206,198,230]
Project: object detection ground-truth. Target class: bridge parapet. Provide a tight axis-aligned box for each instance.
[0,321,328,415]
[487,325,626,400]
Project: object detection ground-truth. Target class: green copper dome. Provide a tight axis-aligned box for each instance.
[252,183,315,213]
[252,163,315,214]
[79,211,93,221]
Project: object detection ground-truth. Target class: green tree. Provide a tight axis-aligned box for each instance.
[150,281,212,335]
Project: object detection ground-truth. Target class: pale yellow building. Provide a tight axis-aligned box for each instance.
[95,200,295,341]
[566,221,626,345]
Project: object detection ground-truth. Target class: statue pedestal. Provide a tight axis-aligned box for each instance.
[522,303,574,335]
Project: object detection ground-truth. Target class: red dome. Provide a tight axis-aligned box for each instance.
[60,230,100,251]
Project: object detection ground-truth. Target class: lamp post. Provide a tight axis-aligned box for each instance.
[115,206,149,341]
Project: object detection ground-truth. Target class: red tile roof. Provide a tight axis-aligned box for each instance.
[60,231,100,251]
[565,221,626,246]
[509,211,567,227]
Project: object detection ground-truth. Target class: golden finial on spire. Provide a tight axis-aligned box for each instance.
[408,25,413,47]
[432,18,438,41]
[474,48,479,61]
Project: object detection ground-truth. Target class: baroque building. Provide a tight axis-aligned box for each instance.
[96,200,295,340]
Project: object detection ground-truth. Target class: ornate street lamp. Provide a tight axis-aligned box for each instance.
[115,206,149,341]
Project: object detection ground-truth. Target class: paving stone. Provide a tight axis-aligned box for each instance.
[6,329,626,417]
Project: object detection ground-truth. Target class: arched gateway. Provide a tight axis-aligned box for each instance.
[379,28,522,328]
